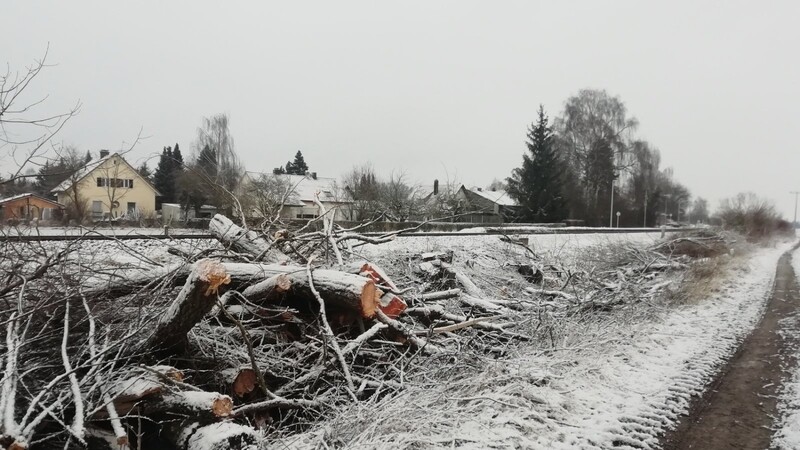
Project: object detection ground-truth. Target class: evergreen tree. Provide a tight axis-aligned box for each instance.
[153,147,175,204]
[506,106,569,222]
[284,160,295,175]
[137,162,152,181]
[84,150,92,164]
[290,150,309,175]
[173,143,184,167]
[198,145,218,178]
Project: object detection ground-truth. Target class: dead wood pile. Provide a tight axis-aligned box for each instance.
[0,215,713,449]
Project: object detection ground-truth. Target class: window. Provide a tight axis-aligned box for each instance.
[127,202,136,215]
[96,178,134,188]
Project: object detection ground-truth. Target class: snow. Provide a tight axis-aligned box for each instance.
[358,231,667,267]
[292,236,794,449]
[772,245,800,449]
[466,188,518,206]
[445,243,790,449]
[185,422,259,450]
[50,154,112,193]
[1,225,207,236]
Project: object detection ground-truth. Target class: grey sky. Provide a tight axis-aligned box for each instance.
[4,1,799,217]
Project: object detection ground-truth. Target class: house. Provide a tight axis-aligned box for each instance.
[161,203,217,223]
[239,172,352,221]
[51,150,161,220]
[0,193,64,222]
[455,186,519,223]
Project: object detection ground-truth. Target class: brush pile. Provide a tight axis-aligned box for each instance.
[0,216,721,449]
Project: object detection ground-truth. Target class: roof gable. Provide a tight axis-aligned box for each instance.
[243,172,350,205]
[0,193,64,208]
[463,186,519,207]
[51,153,161,196]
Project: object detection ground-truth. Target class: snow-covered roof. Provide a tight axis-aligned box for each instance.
[467,187,518,207]
[51,155,113,193]
[0,192,63,207]
[51,153,161,195]
[244,172,350,205]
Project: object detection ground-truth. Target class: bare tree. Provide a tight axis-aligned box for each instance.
[239,173,294,224]
[341,163,381,221]
[0,46,81,190]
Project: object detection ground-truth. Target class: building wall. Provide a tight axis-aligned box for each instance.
[0,197,62,221]
[56,155,157,219]
[278,202,352,221]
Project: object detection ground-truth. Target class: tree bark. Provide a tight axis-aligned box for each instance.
[232,263,381,318]
[209,214,289,264]
[143,259,231,352]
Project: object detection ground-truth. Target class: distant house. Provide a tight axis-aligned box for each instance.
[161,203,217,223]
[239,172,352,221]
[455,186,519,223]
[51,150,161,220]
[0,193,64,222]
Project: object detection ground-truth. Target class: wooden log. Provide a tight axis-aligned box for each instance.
[238,273,291,303]
[209,214,289,264]
[143,259,231,352]
[420,288,461,301]
[232,263,381,318]
[160,391,233,418]
[378,292,407,319]
[220,367,258,398]
[346,261,407,317]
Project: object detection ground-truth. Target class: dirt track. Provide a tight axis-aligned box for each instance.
[661,249,800,449]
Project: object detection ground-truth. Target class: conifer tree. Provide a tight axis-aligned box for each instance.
[290,150,309,174]
[507,105,569,222]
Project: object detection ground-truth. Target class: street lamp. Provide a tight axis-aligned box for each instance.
[791,191,799,228]
[616,211,621,228]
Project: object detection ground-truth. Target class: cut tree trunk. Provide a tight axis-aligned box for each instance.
[143,259,231,352]
[231,263,381,318]
[345,261,407,318]
[238,273,291,303]
[220,367,258,398]
[209,214,289,264]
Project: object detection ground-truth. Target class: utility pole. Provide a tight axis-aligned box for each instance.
[643,189,648,227]
[609,181,615,228]
[792,191,800,227]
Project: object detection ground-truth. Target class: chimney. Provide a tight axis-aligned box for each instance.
[433,179,439,195]
[311,172,317,180]
[99,149,110,158]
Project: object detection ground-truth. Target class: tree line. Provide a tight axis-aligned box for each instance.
[507,89,708,227]
[16,90,711,227]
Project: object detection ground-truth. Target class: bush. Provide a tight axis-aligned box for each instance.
[717,192,795,239]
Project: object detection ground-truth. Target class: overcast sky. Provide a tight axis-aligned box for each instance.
[3,1,799,218]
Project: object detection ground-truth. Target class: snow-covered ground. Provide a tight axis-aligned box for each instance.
[773,246,800,449]
[0,225,206,236]
[281,238,794,449]
[358,231,667,265]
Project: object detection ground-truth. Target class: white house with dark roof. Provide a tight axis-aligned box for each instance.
[51,150,161,220]
[239,171,353,221]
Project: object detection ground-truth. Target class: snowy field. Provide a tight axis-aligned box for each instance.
[0,225,206,236]
[358,231,667,266]
[280,237,795,449]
